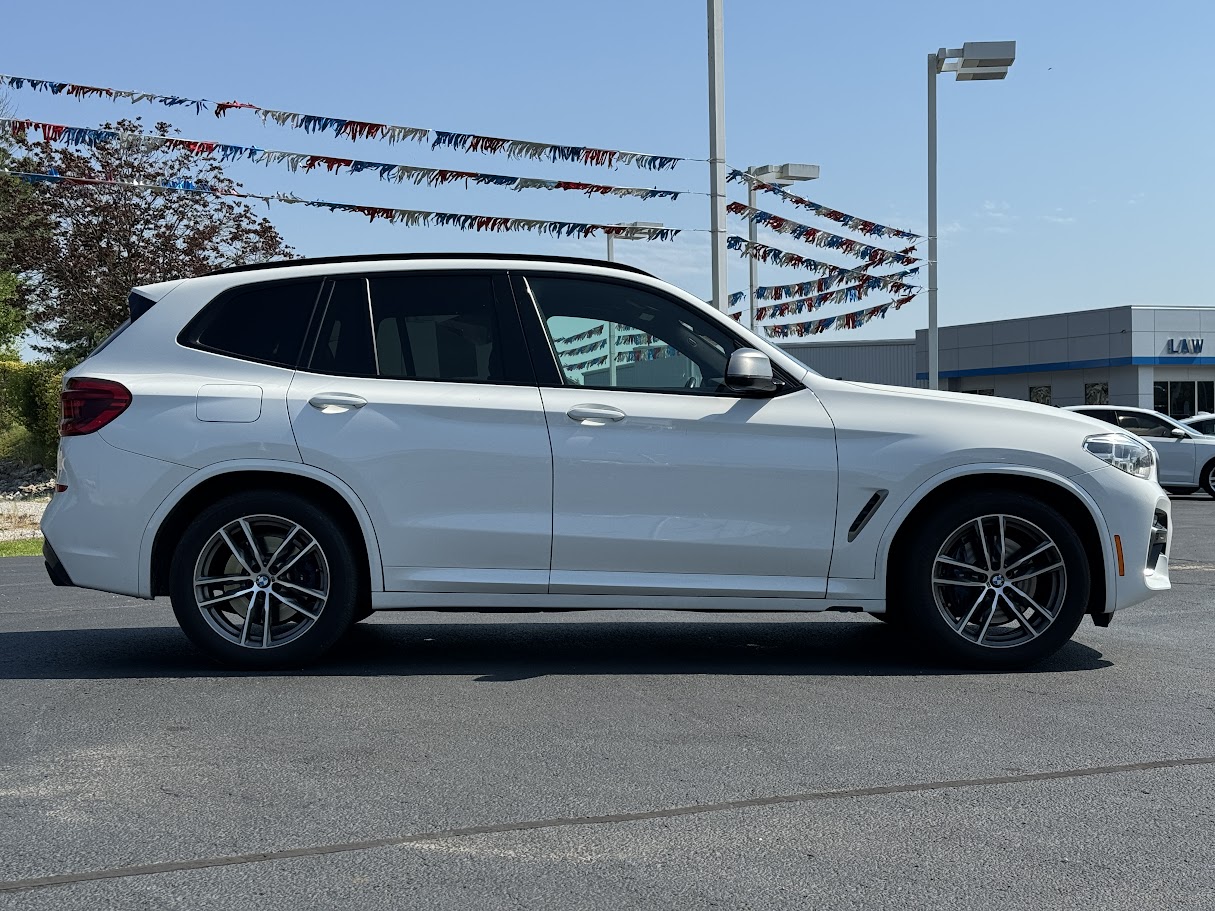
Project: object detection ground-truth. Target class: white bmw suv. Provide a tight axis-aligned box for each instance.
[42,254,1171,669]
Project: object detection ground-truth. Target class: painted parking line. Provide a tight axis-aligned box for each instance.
[4,755,1214,895]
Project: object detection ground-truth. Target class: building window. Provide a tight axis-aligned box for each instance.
[965,388,995,396]
[1084,382,1109,405]
[1029,385,1052,405]
[1154,380,1215,418]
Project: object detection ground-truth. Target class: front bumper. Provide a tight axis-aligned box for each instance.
[1073,465,1171,614]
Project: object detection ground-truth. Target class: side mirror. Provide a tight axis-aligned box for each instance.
[725,348,778,395]
[1170,427,1189,439]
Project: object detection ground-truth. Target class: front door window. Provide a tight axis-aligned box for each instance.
[525,275,746,395]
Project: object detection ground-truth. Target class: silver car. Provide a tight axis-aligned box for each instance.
[1183,413,1215,436]
[1066,405,1215,497]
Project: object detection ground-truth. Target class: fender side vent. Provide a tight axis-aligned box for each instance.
[847,490,888,543]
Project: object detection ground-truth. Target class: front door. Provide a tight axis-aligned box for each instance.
[287,271,552,593]
[519,273,838,599]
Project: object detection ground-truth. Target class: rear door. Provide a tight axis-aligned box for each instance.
[287,271,552,593]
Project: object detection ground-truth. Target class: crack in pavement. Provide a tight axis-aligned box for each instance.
[3,754,1213,895]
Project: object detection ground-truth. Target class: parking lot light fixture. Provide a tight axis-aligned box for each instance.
[927,41,1016,390]
[745,163,820,331]
[605,222,666,264]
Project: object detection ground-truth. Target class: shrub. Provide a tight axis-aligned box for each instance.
[0,360,63,466]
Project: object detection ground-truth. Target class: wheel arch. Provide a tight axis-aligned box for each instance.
[877,466,1112,617]
[140,461,383,599]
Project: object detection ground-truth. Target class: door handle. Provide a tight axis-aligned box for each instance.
[308,392,368,413]
[566,404,626,425]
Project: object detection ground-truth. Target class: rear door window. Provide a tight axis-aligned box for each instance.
[303,271,532,384]
[183,279,322,368]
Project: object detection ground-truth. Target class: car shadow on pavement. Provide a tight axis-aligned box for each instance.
[0,617,1112,680]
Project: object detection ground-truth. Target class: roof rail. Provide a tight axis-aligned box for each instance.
[207,252,655,278]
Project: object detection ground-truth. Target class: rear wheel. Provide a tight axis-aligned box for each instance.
[896,491,1089,669]
[170,491,359,669]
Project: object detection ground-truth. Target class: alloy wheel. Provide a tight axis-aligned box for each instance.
[192,514,330,650]
[931,514,1067,649]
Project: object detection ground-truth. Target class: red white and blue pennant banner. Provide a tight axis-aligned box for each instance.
[726,236,909,287]
[3,170,682,241]
[616,346,679,363]
[2,119,690,201]
[727,201,918,268]
[764,294,919,338]
[726,268,921,307]
[563,355,609,371]
[0,74,687,171]
[554,325,605,345]
[727,169,918,240]
[753,278,921,322]
[559,339,608,356]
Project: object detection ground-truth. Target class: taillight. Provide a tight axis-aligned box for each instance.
[60,378,132,437]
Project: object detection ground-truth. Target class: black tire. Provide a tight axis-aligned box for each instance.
[896,491,1089,670]
[170,491,360,669]
[1201,459,1215,498]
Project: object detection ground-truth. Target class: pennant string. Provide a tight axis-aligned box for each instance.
[1,119,695,201]
[727,236,917,288]
[728,169,919,240]
[762,294,920,338]
[0,73,695,171]
[1,169,688,242]
[727,201,919,267]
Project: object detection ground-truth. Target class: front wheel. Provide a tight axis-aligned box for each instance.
[169,491,360,669]
[896,491,1089,669]
[1202,460,1215,498]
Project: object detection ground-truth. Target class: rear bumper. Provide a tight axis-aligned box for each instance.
[43,538,75,587]
[40,433,193,599]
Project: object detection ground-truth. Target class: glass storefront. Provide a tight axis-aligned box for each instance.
[1154,380,1215,418]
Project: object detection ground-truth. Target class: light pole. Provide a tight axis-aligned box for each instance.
[707,0,728,313]
[605,222,663,385]
[927,41,1016,390]
[745,163,820,332]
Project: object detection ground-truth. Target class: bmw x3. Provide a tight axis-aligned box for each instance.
[42,254,1172,669]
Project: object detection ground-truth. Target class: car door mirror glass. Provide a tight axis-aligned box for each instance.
[725,349,778,395]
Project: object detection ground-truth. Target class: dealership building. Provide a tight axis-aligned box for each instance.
[779,305,1214,418]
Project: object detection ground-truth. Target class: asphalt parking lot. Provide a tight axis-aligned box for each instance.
[1,498,1213,910]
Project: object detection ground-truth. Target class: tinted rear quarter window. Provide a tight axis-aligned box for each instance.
[184,279,322,368]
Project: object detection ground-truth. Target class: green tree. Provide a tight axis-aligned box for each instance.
[4,118,294,366]
[0,93,38,361]
[0,272,24,360]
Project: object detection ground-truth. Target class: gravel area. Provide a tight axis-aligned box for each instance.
[0,460,54,541]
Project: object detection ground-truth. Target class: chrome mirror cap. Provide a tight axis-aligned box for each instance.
[726,348,778,394]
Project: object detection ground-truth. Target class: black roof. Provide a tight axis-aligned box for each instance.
[207,252,654,278]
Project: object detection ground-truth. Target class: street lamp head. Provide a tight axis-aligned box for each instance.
[748,162,820,186]
[951,41,1016,81]
[611,221,665,240]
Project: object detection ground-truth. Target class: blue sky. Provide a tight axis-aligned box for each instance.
[3,0,1212,341]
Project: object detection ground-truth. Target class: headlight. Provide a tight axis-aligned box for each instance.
[1083,433,1156,480]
